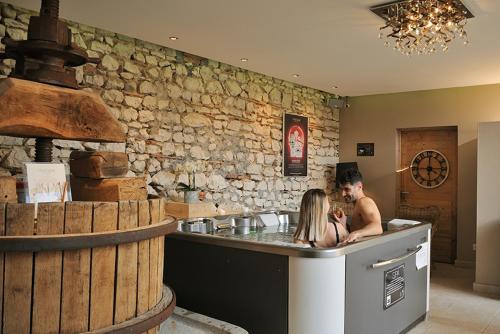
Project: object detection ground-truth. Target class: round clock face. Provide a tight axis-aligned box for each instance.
[410,150,449,189]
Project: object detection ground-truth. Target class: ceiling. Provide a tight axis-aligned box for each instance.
[6,0,500,96]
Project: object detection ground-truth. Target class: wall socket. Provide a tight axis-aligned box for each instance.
[472,243,476,251]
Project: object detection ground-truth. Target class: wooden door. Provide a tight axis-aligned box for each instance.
[398,127,457,263]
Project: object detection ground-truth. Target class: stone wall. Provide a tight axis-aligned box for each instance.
[0,2,340,210]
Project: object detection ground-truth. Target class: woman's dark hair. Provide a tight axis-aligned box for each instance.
[338,168,363,185]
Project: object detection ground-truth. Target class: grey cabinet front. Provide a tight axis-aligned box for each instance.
[345,231,428,334]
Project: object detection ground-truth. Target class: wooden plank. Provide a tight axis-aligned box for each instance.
[71,176,148,201]
[137,200,151,317]
[32,203,64,334]
[0,176,16,203]
[0,77,125,142]
[0,203,5,334]
[115,201,138,324]
[163,201,217,219]
[90,202,118,330]
[157,199,165,303]
[61,201,93,334]
[2,203,34,333]
[70,151,128,179]
[148,199,160,334]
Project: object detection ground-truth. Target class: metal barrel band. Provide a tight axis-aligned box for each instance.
[82,285,176,334]
[0,216,178,252]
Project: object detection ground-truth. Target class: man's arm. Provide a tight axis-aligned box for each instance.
[344,198,382,243]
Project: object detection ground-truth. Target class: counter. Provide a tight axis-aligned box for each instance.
[164,220,431,334]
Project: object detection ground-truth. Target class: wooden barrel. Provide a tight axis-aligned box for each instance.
[0,199,177,334]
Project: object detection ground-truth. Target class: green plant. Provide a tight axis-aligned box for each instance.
[175,161,198,192]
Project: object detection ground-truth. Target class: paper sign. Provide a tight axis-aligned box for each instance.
[416,241,429,270]
[24,163,70,203]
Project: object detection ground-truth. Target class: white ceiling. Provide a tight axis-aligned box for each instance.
[5,0,500,96]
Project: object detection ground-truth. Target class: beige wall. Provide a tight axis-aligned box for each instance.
[340,84,500,264]
[475,122,500,293]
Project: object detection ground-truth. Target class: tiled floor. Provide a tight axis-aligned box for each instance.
[408,263,500,334]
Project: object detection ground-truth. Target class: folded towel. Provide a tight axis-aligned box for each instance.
[257,213,280,227]
[388,218,421,228]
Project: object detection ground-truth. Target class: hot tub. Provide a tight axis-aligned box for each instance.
[164,217,431,334]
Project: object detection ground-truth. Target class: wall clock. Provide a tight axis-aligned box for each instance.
[410,149,449,189]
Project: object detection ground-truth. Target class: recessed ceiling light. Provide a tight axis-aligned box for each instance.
[240,58,248,62]
[332,85,339,89]
[169,36,179,41]
[292,74,300,78]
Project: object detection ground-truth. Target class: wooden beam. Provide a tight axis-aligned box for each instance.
[0,78,126,142]
[70,151,128,179]
[71,176,148,202]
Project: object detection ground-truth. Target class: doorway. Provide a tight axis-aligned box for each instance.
[398,127,458,263]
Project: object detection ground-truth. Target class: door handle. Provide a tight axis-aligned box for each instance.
[370,245,422,269]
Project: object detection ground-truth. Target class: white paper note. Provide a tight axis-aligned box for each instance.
[416,241,429,270]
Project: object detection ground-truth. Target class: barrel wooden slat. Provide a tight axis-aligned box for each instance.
[90,202,118,330]
[61,202,93,334]
[32,203,64,334]
[137,200,151,315]
[0,203,5,334]
[3,203,34,333]
[148,199,160,334]
[115,201,139,323]
[137,200,151,334]
[157,200,165,304]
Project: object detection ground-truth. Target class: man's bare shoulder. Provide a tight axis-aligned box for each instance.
[357,196,378,209]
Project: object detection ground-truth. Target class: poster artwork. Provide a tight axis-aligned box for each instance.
[283,113,308,176]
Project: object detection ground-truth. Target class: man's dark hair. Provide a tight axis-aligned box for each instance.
[338,168,363,185]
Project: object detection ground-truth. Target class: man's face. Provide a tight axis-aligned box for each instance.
[340,181,362,203]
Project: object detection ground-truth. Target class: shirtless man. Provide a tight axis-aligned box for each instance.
[332,168,383,243]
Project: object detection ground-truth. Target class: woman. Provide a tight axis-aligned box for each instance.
[293,189,348,247]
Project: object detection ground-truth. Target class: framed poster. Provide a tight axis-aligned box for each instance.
[357,143,375,156]
[283,113,308,176]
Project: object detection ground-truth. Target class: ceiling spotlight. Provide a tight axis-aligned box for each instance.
[240,58,248,62]
[169,36,179,41]
[292,74,300,78]
[332,85,339,89]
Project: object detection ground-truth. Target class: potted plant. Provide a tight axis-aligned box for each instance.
[176,161,199,203]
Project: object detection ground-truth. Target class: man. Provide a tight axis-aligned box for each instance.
[332,168,382,243]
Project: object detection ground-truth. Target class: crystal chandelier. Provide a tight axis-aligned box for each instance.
[370,0,474,55]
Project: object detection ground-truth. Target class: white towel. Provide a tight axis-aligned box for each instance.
[257,213,280,227]
[388,218,421,229]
